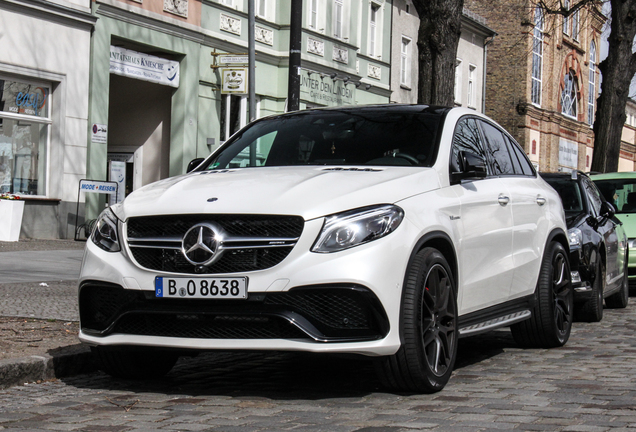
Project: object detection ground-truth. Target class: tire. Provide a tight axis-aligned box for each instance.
[606,258,629,309]
[91,346,178,379]
[576,260,604,322]
[511,241,573,348]
[375,248,458,393]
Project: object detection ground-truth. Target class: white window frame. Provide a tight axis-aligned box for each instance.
[563,0,570,35]
[333,0,343,39]
[454,58,462,105]
[400,36,411,87]
[256,0,266,18]
[468,64,477,108]
[220,0,233,6]
[572,8,579,40]
[588,41,597,126]
[0,76,53,198]
[531,5,544,106]
[309,0,318,29]
[561,70,578,119]
[369,3,380,57]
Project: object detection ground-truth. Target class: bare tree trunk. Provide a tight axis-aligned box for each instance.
[591,0,636,173]
[412,0,465,106]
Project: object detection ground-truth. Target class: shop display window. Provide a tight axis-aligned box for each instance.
[0,79,50,196]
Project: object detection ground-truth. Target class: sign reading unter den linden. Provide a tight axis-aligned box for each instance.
[300,71,354,106]
[109,46,180,88]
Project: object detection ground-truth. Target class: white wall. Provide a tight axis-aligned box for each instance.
[0,2,92,203]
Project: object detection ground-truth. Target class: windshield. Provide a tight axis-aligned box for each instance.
[594,178,636,214]
[202,108,443,170]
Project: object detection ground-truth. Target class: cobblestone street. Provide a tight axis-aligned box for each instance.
[1,301,635,431]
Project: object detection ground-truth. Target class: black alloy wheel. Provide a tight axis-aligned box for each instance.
[576,260,604,322]
[511,241,573,348]
[375,248,458,393]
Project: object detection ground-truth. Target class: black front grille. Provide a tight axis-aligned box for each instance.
[130,247,292,274]
[126,214,304,274]
[128,214,304,239]
[114,314,307,339]
[79,283,389,342]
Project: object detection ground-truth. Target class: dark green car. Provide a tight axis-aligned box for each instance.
[591,171,636,294]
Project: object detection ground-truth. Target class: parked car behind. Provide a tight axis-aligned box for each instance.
[591,171,636,295]
[80,105,572,393]
[542,171,629,321]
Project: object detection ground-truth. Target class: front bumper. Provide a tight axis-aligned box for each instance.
[78,217,414,356]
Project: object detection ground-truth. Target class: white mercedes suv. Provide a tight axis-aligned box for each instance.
[79,105,572,393]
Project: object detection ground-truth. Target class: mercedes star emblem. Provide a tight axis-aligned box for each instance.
[181,223,222,266]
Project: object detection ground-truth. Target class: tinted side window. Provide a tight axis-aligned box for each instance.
[479,121,514,175]
[582,177,603,217]
[451,117,489,174]
[506,135,535,176]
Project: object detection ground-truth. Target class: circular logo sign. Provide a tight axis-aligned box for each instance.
[181,223,222,266]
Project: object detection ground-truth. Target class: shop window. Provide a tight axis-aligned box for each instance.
[0,79,50,196]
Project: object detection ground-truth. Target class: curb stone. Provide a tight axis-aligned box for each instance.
[0,344,97,389]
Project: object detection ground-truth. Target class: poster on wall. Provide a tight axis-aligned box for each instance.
[108,160,126,205]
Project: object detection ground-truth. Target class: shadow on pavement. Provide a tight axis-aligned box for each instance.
[61,330,516,399]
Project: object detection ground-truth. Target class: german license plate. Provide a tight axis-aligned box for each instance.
[155,276,247,299]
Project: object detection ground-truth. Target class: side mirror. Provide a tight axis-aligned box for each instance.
[600,201,616,219]
[451,151,488,184]
[187,158,205,173]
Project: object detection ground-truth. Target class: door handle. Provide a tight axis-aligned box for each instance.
[498,194,510,206]
[536,196,546,206]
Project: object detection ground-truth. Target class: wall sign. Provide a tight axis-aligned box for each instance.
[300,71,354,106]
[109,46,180,88]
[1,80,49,118]
[559,138,579,170]
[91,124,108,144]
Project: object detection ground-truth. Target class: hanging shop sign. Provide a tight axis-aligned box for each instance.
[221,68,248,94]
[0,79,49,117]
[219,55,249,65]
[109,46,180,88]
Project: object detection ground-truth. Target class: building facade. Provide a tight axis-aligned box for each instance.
[1,0,393,239]
[465,0,607,172]
[390,1,496,113]
[84,0,392,231]
[0,0,95,238]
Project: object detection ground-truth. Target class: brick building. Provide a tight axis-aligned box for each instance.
[465,0,610,172]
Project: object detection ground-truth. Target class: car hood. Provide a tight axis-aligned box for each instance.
[114,166,441,221]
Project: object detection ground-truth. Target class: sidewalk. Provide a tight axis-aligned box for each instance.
[0,239,96,389]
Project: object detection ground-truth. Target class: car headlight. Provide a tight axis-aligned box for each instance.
[311,205,404,253]
[628,238,636,250]
[568,227,582,248]
[91,208,121,252]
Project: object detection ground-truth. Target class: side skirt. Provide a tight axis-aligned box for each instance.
[458,295,535,338]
